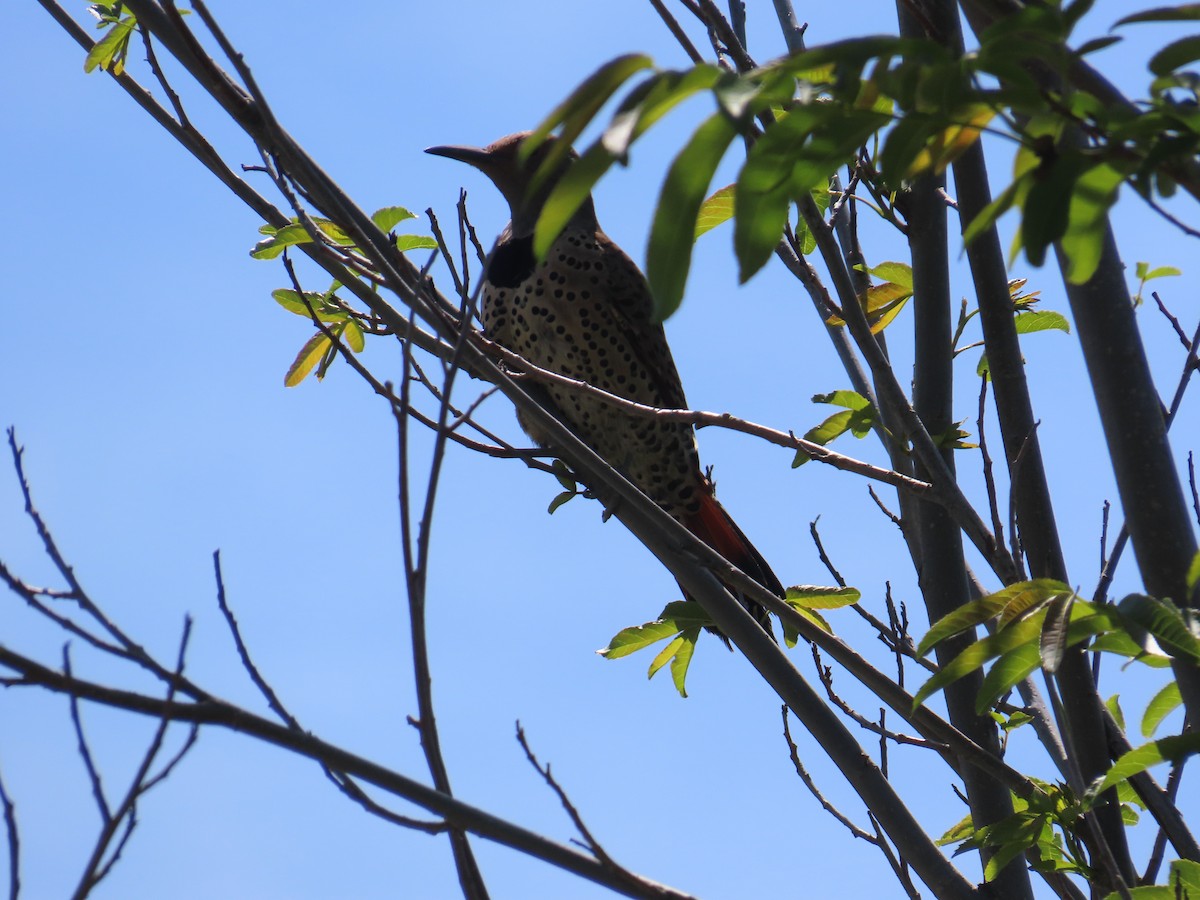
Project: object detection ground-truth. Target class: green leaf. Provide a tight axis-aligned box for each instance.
[547,490,575,514]
[647,626,700,697]
[1141,264,1182,282]
[1061,163,1126,284]
[1166,860,1200,895]
[1103,887,1174,899]
[648,634,684,678]
[1117,593,1200,664]
[735,105,888,283]
[1105,858,1200,898]
[284,333,331,387]
[879,116,937,185]
[1021,150,1087,268]
[1013,310,1070,334]
[694,184,735,240]
[1090,732,1200,796]
[735,107,820,283]
[647,112,739,320]
[804,410,859,444]
[1115,5,1200,26]
[867,261,914,289]
[785,585,862,608]
[598,601,713,660]
[1187,549,1200,593]
[907,105,994,177]
[342,318,365,353]
[1150,35,1200,75]
[1141,682,1182,737]
[962,174,1026,249]
[1106,694,1126,732]
[976,644,1040,713]
[917,580,1071,657]
[371,206,417,232]
[914,613,1044,709]
[393,234,439,253]
[524,54,655,190]
[252,224,312,259]
[984,826,1039,881]
[656,600,714,630]
[600,619,683,660]
[765,35,914,81]
[271,289,347,323]
[792,188,830,255]
[1040,591,1075,673]
[812,390,871,411]
[84,15,136,74]
[604,65,726,158]
[670,627,699,697]
[1075,35,1122,56]
[1090,630,1174,667]
[938,811,977,846]
[999,710,1034,732]
[792,395,877,466]
[863,283,912,334]
[551,459,577,492]
[790,606,833,634]
[252,219,353,259]
[536,142,617,260]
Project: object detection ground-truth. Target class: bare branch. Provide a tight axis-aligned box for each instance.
[515,723,689,899]
[0,646,693,900]
[70,619,199,900]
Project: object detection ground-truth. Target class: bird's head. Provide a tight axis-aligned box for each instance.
[426,131,592,237]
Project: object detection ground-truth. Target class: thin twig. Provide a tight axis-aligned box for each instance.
[1153,292,1193,350]
[515,723,684,898]
[487,344,932,494]
[0,760,19,900]
[138,23,189,126]
[780,706,878,841]
[398,251,490,898]
[0,643,695,900]
[70,619,198,900]
[810,647,947,752]
[809,518,846,587]
[647,0,705,63]
[63,648,111,823]
[1189,453,1200,531]
[977,376,1006,550]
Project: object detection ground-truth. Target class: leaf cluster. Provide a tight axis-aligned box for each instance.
[249,207,437,385]
[504,4,1200,324]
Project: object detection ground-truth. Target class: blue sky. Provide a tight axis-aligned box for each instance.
[2,1,1197,897]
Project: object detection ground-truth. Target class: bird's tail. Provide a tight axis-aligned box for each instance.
[681,490,782,640]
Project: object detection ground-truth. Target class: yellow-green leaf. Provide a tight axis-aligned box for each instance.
[785,585,861,608]
[343,319,365,353]
[907,105,994,177]
[371,206,417,231]
[284,333,332,387]
[599,619,683,660]
[694,184,735,240]
[84,15,136,74]
[1141,682,1183,737]
[1090,733,1200,797]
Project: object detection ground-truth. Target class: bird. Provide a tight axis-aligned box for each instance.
[426,132,782,635]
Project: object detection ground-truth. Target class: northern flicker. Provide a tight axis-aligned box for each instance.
[427,132,782,632]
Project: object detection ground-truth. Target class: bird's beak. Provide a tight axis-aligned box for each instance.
[425,144,491,169]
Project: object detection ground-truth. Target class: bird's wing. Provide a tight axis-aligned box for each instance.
[592,230,691,411]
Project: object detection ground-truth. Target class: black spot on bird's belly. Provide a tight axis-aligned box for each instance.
[486,234,536,288]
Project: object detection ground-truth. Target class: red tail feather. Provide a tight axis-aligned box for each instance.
[682,491,781,635]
